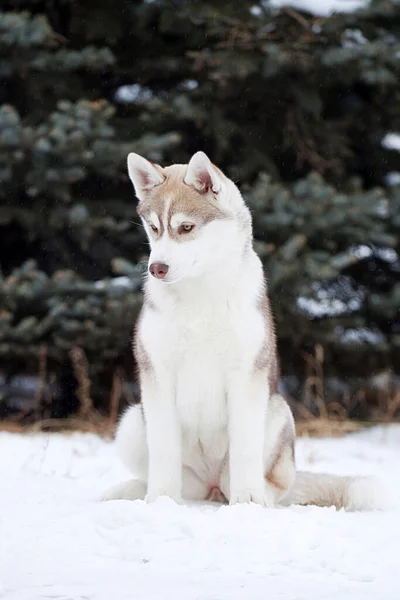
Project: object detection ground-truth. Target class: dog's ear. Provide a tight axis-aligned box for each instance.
[184,151,222,195]
[127,153,165,200]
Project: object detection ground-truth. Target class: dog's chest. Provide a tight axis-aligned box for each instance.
[169,299,262,372]
[175,327,228,437]
[141,289,265,446]
[155,299,263,435]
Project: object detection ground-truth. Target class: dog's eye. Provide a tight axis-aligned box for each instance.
[179,223,195,234]
[150,224,158,233]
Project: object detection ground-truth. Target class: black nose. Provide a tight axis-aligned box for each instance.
[149,262,169,279]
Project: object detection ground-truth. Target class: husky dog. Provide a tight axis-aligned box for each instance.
[103,151,381,511]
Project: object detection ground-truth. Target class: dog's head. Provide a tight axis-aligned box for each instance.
[127,151,251,284]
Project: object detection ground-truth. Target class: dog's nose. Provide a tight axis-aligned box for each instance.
[149,262,169,279]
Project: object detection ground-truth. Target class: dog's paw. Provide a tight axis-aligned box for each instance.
[101,479,147,502]
[229,487,275,508]
[145,488,182,504]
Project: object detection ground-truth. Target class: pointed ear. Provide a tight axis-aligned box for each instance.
[127,153,165,200]
[184,151,222,195]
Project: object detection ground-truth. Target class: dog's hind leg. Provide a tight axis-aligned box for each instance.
[264,395,296,505]
[101,478,147,501]
[265,440,296,505]
[101,404,149,502]
[114,404,149,476]
[264,394,296,505]
[219,393,296,507]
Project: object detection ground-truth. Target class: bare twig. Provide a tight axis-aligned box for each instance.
[34,344,49,420]
[283,7,310,29]
[70,347,93,421]
[108,369,122,435]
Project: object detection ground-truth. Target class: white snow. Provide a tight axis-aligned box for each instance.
[381,133,400,151]
[296,295,360,317]
[334,325,386,345]
[342,28,368,47]
[385,172,400,186]
[178,79,199,91]
[250,4,264,16]
[114,84,153,105]
[349,244,399,263]
[267,0,370,17]
[1,426,400,600]
[94,276,136,290]
[296,279,365,318]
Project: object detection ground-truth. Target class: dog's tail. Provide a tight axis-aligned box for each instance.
[281,471,385,511]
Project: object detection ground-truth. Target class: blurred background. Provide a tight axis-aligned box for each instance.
[0,0,399,432]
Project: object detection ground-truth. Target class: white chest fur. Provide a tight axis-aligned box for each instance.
[139,269,266,454]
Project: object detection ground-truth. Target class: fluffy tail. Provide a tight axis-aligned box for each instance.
[281,471,385,511]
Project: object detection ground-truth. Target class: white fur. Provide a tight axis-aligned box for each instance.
[170,212,191,228]
[184,151,221,193]
[281,471,386,512]
[127,153,164,198]
[103,152,383,512]
[149,212,160,229]
[139,233,273,504]
[147,218,246,283]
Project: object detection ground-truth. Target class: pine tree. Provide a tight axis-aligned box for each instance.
[0,1,399,418]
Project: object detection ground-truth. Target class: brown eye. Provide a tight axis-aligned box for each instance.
[179,223,195,234]
[150,224,158,233]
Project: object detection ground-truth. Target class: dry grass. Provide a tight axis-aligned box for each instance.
[0,416,115,437]
[289,344,400,423]
[295,418,363,438]
[1,345,121,439]
[70,347,94,422]
[0,415,368,439]
[0,344,398,439]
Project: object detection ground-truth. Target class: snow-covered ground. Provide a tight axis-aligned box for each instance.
[267,0,370,17]
[1,425,400,600]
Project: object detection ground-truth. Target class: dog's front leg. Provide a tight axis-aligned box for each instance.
[225,372,273,507]
[141,371,182,503]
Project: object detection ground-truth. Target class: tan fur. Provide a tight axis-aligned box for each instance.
[137,164,226,240]
[132,305,153,372]
[266,420,296,494]
[206,487,228,503]
[254,293,280,395]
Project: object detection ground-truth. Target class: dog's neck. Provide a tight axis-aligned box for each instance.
[145,242,262,314]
